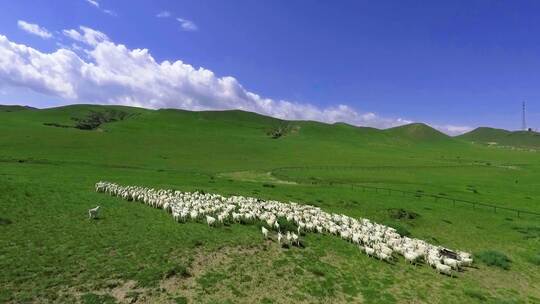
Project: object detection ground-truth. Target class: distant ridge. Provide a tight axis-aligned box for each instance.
[0,104,480,145]
[0,105,36,112]
[458,127,540,148]
[385,123,450,141]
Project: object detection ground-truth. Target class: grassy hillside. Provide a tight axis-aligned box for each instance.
[0,104,36,112]
[1,104,539,304]
[459,127,540,149]
[385,123,450,142]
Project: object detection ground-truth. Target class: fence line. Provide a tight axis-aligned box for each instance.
[270,166,540,218]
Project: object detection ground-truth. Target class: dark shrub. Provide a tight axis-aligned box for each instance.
[387,208,420,220]
[276,217,298,232]
[72,110,133,130]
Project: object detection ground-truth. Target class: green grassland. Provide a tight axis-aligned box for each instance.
[0,104,539,304]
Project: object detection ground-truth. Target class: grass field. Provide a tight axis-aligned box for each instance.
[1,104,539,303]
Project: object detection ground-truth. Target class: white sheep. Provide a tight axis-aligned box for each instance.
[261,226,269,239]
[88,206,100,219]
[206,215,216,227]
[436,263,453,276]
[365,246,375,257]
[291,232,299,246]
[443,257,459,270]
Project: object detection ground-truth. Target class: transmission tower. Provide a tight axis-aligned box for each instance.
[522,101,527,131]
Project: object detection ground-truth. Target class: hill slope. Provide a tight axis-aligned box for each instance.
[458,127,540,148]
[1,104,539,303]
[0,104,36,112]
[385,123,450,142]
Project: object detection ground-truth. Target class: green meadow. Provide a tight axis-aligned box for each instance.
[0,104,539,303]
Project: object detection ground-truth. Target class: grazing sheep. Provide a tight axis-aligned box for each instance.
[365,246,375,257]
[459,257,473,267]
[95,181,473,275]
[88,206,100,219]
[291,232,299,246]
[436,263,453,276]
[404,251,421,264]
[443,257,459,270]
[206,215,216,227]
[286,231,292,244]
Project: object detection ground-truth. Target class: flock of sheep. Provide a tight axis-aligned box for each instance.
[95,181,473,275]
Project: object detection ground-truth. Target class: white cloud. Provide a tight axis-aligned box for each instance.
[0,27,471,134]
[62,26,109,46]
[17,20,52,39]
[432,124,473,136]
[84,0,116,16]
[156,11,171,18]
[103,9,117,16]
[177,18,198,31]
[85,0,99,7]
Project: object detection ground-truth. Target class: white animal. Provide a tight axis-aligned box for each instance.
[277,231,283,244]
[261,226,268,239]
[443,258,459,270]
[365,246,375,257]
[206,215,216,226]
[88,206,100,219]
[435,263,452,276]
[291,232,299,245]
[404,251,421,264]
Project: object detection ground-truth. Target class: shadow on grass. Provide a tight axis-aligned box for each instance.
[0,217,13,225]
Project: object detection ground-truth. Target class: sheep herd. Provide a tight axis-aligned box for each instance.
[95,181,473,275]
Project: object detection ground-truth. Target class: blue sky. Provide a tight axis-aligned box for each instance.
[0,0,539,133]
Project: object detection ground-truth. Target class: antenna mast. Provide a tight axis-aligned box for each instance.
[522,101,527,131]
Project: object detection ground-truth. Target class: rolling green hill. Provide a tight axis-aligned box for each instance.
[458,127,540,149]
[1,104,539,304]
[385,123,450,142]
[0,104,36,112]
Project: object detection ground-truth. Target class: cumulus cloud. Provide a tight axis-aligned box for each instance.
[432,124,473,136]
[0,26,470,134]
[17,20,52,39]
[177,18,198,31]
[156,11,171,18]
